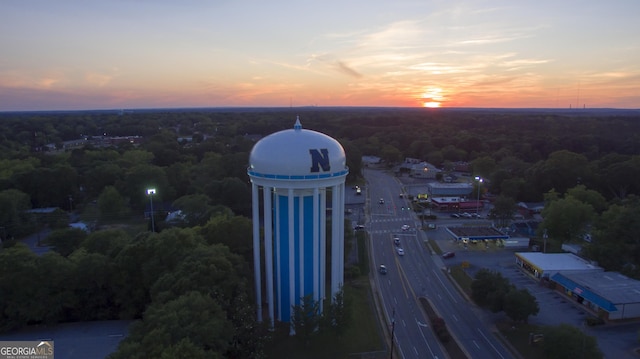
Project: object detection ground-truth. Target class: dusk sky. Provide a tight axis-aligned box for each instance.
[2,1,639,111]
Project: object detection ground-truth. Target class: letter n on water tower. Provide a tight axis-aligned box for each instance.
[309,148,330,172]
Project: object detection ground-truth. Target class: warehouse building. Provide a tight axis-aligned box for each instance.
[551,271,640,321]
[514,252,603,280]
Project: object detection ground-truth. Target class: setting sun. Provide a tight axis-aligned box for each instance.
[421,87,444,108]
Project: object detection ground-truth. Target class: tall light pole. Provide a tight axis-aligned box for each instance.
[389,308,396,359]
[474,176,483,215]
[147,188,156,232]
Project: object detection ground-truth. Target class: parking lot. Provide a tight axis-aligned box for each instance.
[429,226,640,359]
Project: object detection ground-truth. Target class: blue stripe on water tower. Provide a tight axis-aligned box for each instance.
[276,193,320,322]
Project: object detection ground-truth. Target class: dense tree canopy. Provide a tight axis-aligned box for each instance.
[2,108,640,357]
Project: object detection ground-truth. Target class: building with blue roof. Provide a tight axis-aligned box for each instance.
[551,271,640,321]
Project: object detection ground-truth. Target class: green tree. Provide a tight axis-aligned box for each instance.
[97,186,129,221]
[35,252,77,324]
[471,156,497,179]
[471,269,513,312]
[599,155,640,199]
[538,197,595,244]
[582,197,640,277]
[204,177,251,216]
[110,291,232,359]
[528,150,591,196]
[322,288,350,334]
[69,249,115,320]
[47,228,88,257]
[0,189,32,239]
[566,184,608,214]
[292,294,321,341]
[172,194,214,227]
[503,288,539,323]
[116,163,174,210]
[380,144,402,164]
[542,324,602,359]
[199,214,253,264]
[489,195,517,228]
[80,229,130,258]
[0,244,38,332]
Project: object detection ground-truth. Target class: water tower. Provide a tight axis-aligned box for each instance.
[248,117,348,328]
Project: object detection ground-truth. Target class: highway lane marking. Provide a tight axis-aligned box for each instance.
[477,328,505,359]
[473,340,480,349]
[432,269,458,304]
[452,314,459,322]
[414,317,437,358]
[394,254,411,298]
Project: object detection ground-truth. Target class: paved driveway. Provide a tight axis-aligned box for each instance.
[430,227,640,359]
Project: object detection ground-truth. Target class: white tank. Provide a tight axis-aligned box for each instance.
[248,117,348,331]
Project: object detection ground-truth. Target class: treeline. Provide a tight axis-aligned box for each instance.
[2,108,640,356]
[0,215,265,358]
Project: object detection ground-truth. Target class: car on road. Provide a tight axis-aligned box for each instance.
[354,224,365,230]
[393,236,401,246]
[379,198,385,204]
[396,247,405,256]
[450,213,460,218]
[379,264,387,274]
[442,251,455,259]
[427,223,437,229]
[401,224,410,231]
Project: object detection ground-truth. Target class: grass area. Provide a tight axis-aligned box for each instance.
[428,238,442,254]
[448,264,551,359]
[263,281,385,359]
[496,321,546,359]
[449,265,474,297]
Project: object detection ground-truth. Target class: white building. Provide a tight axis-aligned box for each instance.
[248,118,348,330]
[515,252,603,280]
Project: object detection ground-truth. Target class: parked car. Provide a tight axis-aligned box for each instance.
[396,247,405,256]
[450,213,460,218]
[379,264,387,274]
[442,251,455,259]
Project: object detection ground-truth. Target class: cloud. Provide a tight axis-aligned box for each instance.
[334,61,362,78]
[85,72,114,87]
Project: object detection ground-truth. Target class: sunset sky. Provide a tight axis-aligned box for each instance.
[1,1,639,111]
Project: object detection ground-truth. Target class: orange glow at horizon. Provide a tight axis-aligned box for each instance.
[421,87,444,108]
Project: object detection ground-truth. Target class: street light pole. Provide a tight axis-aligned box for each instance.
[474,176,483,215]
[147,188,156,232]
[389,308,396,359]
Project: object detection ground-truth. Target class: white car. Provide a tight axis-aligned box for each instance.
[396,247,405,256]
[401,224,410,231]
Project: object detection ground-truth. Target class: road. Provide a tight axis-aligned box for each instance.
[364,167,514,359]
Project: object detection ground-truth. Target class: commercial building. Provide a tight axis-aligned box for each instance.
[551,271,640,321]
[514,252,603,280]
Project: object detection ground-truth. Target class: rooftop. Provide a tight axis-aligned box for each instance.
[516,252,602,272]
[557,271,640,305]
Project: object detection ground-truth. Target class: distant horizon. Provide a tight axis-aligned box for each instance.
[1,105,639,115]
[2,2,639,111]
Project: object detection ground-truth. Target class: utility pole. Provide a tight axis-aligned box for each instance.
[389,308,396,359]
